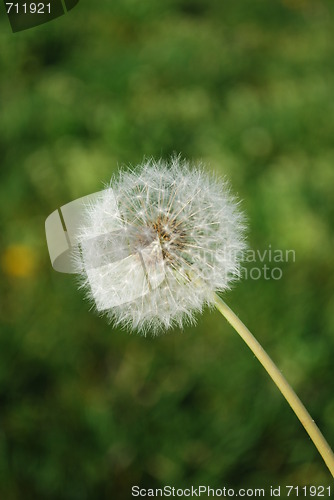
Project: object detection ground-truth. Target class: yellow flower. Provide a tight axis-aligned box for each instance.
[1,244,36,278]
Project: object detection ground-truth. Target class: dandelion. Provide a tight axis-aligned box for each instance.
[45,156,334,477]
[73,156,246,334]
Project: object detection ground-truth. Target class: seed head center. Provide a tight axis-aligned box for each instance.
[151,216,185,262]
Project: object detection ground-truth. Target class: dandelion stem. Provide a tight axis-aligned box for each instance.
[213,292,334,477]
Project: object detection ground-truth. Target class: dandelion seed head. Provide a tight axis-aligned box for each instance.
[74,157,246,335]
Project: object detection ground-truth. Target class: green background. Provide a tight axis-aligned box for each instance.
[1,0,334,498]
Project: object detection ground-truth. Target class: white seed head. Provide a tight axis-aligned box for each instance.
[74,157,246,335]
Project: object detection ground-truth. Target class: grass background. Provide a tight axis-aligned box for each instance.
[0,0,334,498]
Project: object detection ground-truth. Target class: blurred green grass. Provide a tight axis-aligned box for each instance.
[0,0,334,498]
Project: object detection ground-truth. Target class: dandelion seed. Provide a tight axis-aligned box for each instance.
[73,157,246,335]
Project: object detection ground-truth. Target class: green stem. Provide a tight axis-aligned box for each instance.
[212,292,334,477]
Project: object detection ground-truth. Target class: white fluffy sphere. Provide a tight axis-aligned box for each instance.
[74,157,246,334]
